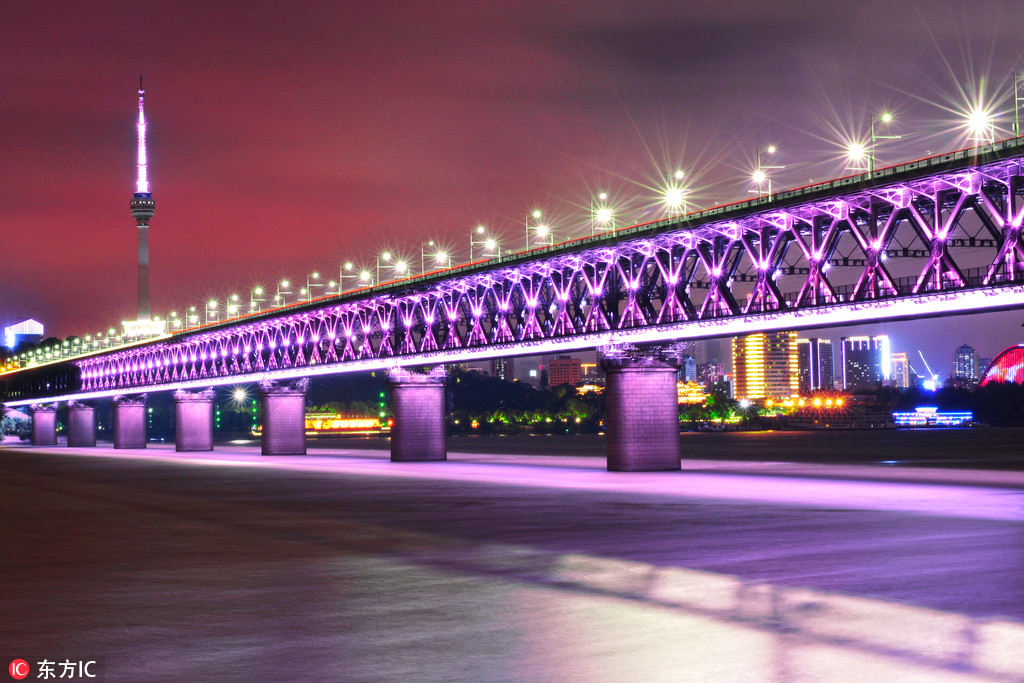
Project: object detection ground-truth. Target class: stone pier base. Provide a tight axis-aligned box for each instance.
[387,367,447,462]
[174,389,215,452]
[260,379,308,455]
[601,346,682,472]
[112,395,147,449]
[30,404,57,446]
[66,402,96,447]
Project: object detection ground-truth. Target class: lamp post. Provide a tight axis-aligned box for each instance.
[275,279,293,307]
[1015,74,1024,137]
[470,225,500,261]
[526,209,553,250]
[421,240,451,272]
[204,299,219,325]
[591,192,614,235]
[249,286,265,313]
[751,145,783,197]
[845,141,869,172]
[305,271,324,301]
[965,106,995,145]
[335,261,359,293]
[393,258,409,278]
[226,293,240,318]
[188,306,200,327]
[376,251,393,284]
[662,169,690,216]
[869,112,900,171]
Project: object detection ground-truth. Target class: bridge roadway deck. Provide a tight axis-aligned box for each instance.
[2,441,1023,681]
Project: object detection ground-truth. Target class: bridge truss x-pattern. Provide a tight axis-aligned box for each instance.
[74,156,1024,395]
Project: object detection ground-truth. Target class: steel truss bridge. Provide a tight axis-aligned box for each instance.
[6,141,1024,405]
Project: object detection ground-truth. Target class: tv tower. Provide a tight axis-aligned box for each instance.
[129,76,155,323]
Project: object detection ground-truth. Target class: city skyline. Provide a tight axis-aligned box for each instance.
[3,2,1024,367]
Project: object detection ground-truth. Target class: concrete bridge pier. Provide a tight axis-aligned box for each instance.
[112,395,147,449]
[601,345,683,472]
[173,388,215,452]
[387,366,447,462]
[259,379,308,455]
[30,404,57,446]
[66,401,96,447]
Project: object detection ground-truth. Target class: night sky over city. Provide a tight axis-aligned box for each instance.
[4,0,1024,372]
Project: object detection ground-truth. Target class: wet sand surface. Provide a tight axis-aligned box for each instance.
[2,431,1023,681]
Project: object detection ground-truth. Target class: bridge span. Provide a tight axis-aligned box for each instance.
[5,140,1024,469]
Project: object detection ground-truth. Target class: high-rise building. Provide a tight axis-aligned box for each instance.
[891,352,910,389]
[841,336,890,391]
[698,359,725,388]
[732,331,798,401]
[678,355,698,383]
[796,337,834,393]
[548,356,582,387]
[952,344,978,385]
[491,357,514,382]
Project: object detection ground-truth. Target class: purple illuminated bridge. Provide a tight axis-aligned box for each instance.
[6,141,1024,469]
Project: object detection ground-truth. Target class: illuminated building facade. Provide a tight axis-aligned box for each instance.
[548,355,582,387]
[580,362,604,386]
[698,360,725,387]
[952,344,978,385]
[892,406,973,427]
[3,319,44,350]
[732,331,798,401]
[491,357,514,381]
[679,355,697,383]
[796,337,834,393]
[677,381,708,404]
[980,344,1024,386]
[891,352,910,389]
[841,335,890,391]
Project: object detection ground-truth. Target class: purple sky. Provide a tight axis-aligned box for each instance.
[3,1,1024,374]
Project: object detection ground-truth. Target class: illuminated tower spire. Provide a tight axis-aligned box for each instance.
[129,75,155,322]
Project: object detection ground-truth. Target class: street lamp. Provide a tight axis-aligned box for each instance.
[591,192,615,235]
[421,240,451,272]
[305,271,324,301]
[226,293,240,317]
[1015,74,1024,136]
[188,306,199,326]
[376,251,393,283]
[751,145,783,197]
[845,141,869,172]
[275,279,293,306]
[334,261,361,293]
[964,106,995,145]
[470,225,500,261]
[661,170,690,216]
[868,112,901,171]
[526,209,553,250]
[205,299,219,325]
[249,286,265,313]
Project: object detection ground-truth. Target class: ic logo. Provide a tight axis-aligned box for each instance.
[8,660,29,680]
